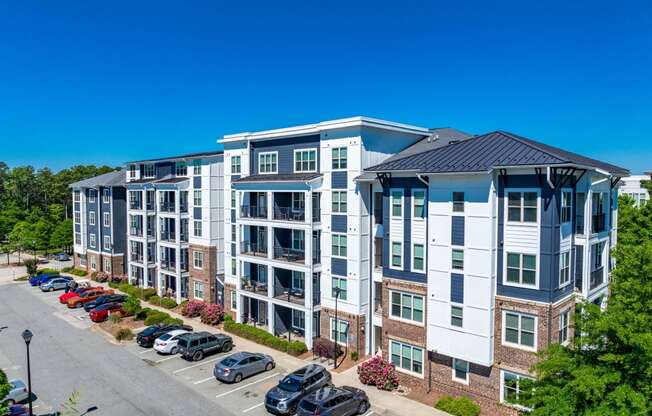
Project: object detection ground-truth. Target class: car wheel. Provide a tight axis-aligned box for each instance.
[49,287,54,292]
[4,399,15,406]
[357,401,369,414]
[234,373,243,383]
[265,362,273,371]
[193,351,204,361]
[222,342,232,352]
[170,347,178,355]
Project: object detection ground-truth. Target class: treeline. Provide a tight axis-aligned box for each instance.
[0,162,117,258]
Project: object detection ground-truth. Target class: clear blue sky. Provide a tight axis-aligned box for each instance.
[1,1,650,173]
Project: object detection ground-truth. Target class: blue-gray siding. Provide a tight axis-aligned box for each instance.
[193,207,202,219]
[331,215,347,233]
[193,176,202,188]
[331,171,348,189]
[250,135,320,175]
[451,216,465,246]
[451,273,464,303]
[331,257,347,276]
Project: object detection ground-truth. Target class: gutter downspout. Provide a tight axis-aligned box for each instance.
[368,183,374,356]
[417,174,429,186]
[546,166,555,189]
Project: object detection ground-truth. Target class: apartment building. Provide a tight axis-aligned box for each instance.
[124,151,224,304]
[362,130,628,412]
[70,170,127,276]
[618,173,651,206]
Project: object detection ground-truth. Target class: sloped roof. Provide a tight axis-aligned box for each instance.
[69,170,126,189]
[125,150,223,164]
[381,127,473,164]
[366,131,629,176]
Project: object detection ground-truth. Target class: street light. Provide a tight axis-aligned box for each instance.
[333,287,341,369]
[21,329,33,416]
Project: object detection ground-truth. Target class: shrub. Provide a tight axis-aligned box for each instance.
[350,351,359,361]
[109,313,122,324]
[70,268,87,277]
[122,295,141,316]
[163,317,184,326]
[148,295,161,305]
[434,396,480,416]
[288,341,308,356]
[200,303,224,325]
[144,311,169,326]
[39,267,59,274]
[110,274,128,284]
[24,259,39,276]
[223,318,307,356]
[115,327,134,341]
[135,307,152,321]
[90,271,98,280]
[108,281,120,289]
[357,355,399,391]
[141,288,157,301]
[182,300,206,318]
[160,297,178,309]
[313,337,342,360]
[93,272,109,283]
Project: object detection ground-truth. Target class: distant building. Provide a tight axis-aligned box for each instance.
[618,173,651,206]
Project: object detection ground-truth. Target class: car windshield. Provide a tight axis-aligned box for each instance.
[299,401,318,412]
[278,375,303,392]
[158,334,173,341]
[221,357,239,367]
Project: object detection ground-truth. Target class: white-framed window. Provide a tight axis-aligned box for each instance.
[175,161,187,176]
[451,305,463,327]
[452,358,469,384]
[561,190,572,223]
[103,257,112,273]
[258,152,278,174]
[332,191,347,213]
[332,147,347,170]
[292,309,305,330]
[193,220,202,237]
[291,271,305,290]
[391,241,402,269]
[507,191,538,223]
[292,229,305,250]
[74,190,81,202]
[128,164,137,179]
[103,212,111,227]
[231,156,241,174]
[389,290,424,324]
[89,211,96,225]
[390,340,423,376]
[506,253,537,287]
[330,318,349,345]
[192,159,201,175]
[231,224,236,242]
[559,251,570,286]
[88,190,96,203]
[412,190,426,219]
[332,276,347,301]
[453,192,465,213]
[412,243,425,272]
[231,258,236,276]
[79,254,86,266]
[292,193,305,211]
[558,309,570,345]
[143,163,155,178]
[231,190,236,208]
[332,234,347,257]
[90,255,97,270]
[230,290,237,310]
[503,310,537,350]
[74,212,80,224]
[391,189,403,218]
[102,188,110,203]
[500,370,534,408]
[103,236,111,251]
[74,232,82,245]
[193,251,204,269]
[193,281,204,300]
[89,233,96,248]
[193,190,202,206]
[294,149,317,172]
[452,249,464,270]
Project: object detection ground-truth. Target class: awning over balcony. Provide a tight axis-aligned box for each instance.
[232,173,322,191]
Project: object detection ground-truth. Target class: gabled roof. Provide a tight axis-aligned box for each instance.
[125,150,223,164]
[69,170,126,189]
[365,131,629,176]
[380,127,473,165]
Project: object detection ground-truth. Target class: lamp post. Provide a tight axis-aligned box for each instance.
[333,287,341,369]
[21,329,33,416]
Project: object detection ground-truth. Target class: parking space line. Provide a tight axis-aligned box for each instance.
[139,349,156,355]
[242,402,264,413]
[154,355,180,364]
[193,376,215,385]
[362,411,374,416]
[172,356,223,374]
[215,372,281,398]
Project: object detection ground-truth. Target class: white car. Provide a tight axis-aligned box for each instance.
[153,329,190,354]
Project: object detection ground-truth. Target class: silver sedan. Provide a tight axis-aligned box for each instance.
[3,379,29,405]
[214,352,275,383]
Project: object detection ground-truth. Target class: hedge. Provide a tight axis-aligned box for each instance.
[142,309,182,326]
[69,268,87,277]
[160,297,178,309]
[38,267,59,274]
[434,396,481,416]
[223,316,307,356]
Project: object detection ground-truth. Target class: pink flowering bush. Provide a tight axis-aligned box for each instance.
[181,300,206,318]
[357,355,399,391]
[200,303,225,325]
[313,338,342,360]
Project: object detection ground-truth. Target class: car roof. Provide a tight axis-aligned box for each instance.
[290,364,325,379]
[225,351,258,360]
[9,379,25,388]
[306,386,355,403]
[166,329,189,336]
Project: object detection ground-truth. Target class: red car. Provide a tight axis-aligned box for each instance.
[58,287,94,304]
[89,302,124,322]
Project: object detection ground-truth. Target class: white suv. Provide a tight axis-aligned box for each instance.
[153,329,191,354]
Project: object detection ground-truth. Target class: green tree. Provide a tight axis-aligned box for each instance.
[50,219,73,252]
[0,369,11,414]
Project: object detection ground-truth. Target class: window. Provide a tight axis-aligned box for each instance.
[294,149,317,172]
[74,212,80,224]
[332,234,347,257]
[231,156,241,174]
[193,159,201,175]
[88,211,95,225]
[231,190,236,208]
[193,281,204,300]
[503,311,536,349]
[330,318,348,345]
[332,276,347,301]
[391,242,402,268]
[332,191,347,213]
[391,190,403,217]
[193,251,204,269]
[501,371,533,406]
[103,236,111,251]
[452,358,469,383]
[90,255,97,271]
[452,249,464,270]
[75,232,82,245]
[142,164,155,178]
[103,212,111,227]
[292,310,305,329]
[558,309,570,344]
[559,251,570,286]
[332,147,347,170]
[451,306,463,327]
[193,220,202,237]
[561,191,572,223]
[231,258,236,276]
[292,271,305,290]
[102,188,110,203]
[230,290,237,310]
[231,225,236,242]
[193,190,202,206]
[413,190,425,218]
[507,192,538,223]
[413,244,425,272]
[390,340,423,375]
[88,190,96,203]
[129,164,137,179]
[103,257,112,273]
[79,255,86,266]
[74,191,80,202]
[390,291,424,323]
[175,161,187,176]
[89,234,96,248]
[292,193,305,211]
[453,192,465,212]
[506,253,537,286]
[292,229,305,250]
[258,152,278,174]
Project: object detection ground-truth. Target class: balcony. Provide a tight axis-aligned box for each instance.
[240,241,268,257]
[590,267,604,290]
[160,203,176,213]
[374,297,382,315]
[592,214,606,233]
[160,232,176,243]
[312,248,321,265]
[241,277,268,296]
[273,246,305,264]
[160,261,177,273]
[374,238,383,270]
[312,208,321,222]
[129,227,143,237]
[576,215,585,234]
[241,205,268,219]
[273,285,305,305]
[129,201,142,210]
[273,206,305,222]
[130,253,144,263]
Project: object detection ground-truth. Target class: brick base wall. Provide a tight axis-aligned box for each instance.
[188,244,217,303]
[319,307,365,355]
[224,283,236,319]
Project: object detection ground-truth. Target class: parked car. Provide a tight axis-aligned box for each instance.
[178,332,233,361]
[59,286,96,303]
[53,253,70,261]
[4,404,28,416]
[2,379,29,405]
[297,386,369,416]
[89,302,124,322]
[136,324,194,348]
[39,277,72,292]
[84,294,127,312]
[265,364,332,415]
[153,329,191,354]
[214,351,275,383]
[29,272,60,287]
[67,288,114,308]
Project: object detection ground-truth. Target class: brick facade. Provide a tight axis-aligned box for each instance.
[319,307,365,356]
[223,283,237,319]
[188,244,217,303]
[380,277,427,360]
[73,252,87,270]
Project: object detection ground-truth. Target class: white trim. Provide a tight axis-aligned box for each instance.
[559,250,571,288]
[411,188,426,220]
[389,339,425,378]
[258,151,278,175]
[501,310,538,352]
[388,289,424,326]
[193,281,205,301]
[293,148,318,173]
[505,188,540,226]
[452,358,469,385]
[503,251,539,289]
[330,317,349,346]
[193,250,204,270]
[331,146,348,171]
[331,233,347,259]
[499,369,534,411]
[390,188,404,219]
[389,240,403,270]
[411,242,425,273]
[558,308,570,346]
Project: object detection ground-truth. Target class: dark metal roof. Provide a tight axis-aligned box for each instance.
[156,177,189,183]
[69,170,126,188]
[232,173,322,183]
[381,127,473,164]
[366,131,629,176]
[125,150,223,164]
[126,176,189,186]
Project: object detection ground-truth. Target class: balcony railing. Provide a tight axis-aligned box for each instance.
[241,278,268,295]
[240,241,268,257]
[312,208,321,222]
[273,207,305,222]
[241,205,268,219]
[590,267,604,290]
[130,254,143,263]
[160,232,176,243]
[146,201,155,210]
[160,261,177,272]
[180,233,189,243]
[576,215,585,234]
[312,248,321,265]
[147,227,156,238]
[273,285,305,305]
[592,214,606,233]
[180,203,188,213]
[129,201,142,210]
[129,227,143,237]
[273,246,305,263]
[160,203,176,213]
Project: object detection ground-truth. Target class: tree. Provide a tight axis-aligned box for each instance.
[0,369,11,415]
[522,197,652,415]
[24,258,39,276]
[50,219,73,252]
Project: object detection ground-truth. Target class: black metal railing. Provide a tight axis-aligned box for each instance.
[180,203,188,213]
[576,215,585,234]
[592,214,606,233]
[273,206,305,222]
[312,208,321,222]
[590,267,604,290]
[160,232,176,242]
[129,227,143,237]
[273,246,305,263]
[313,289,321,306]
[160,203,176,213]
[160,261,177,272]
[241,277,268,295]
[130,254,143,263]
[240,205,268,219]
[180,233,189,243]
[129,201,142,210]
[274,285,305,305]
[240,241,268,257]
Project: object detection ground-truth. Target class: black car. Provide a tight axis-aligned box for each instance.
[83,294,128,312]
[136,323,193,348]
[177,331,233,361]
[298,386,369,416]
[265,364,332,415]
